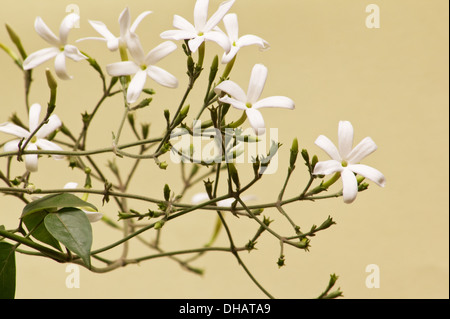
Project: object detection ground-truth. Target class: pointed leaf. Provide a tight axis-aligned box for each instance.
[22,193,97,218]
[23,211,62,251]
[0,242,16,299]
[44,208,92,268]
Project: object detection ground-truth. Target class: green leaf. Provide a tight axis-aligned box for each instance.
[0,242,16,299]
[21,193,97,218]
[44,208,93,268]
[23,211,62,251]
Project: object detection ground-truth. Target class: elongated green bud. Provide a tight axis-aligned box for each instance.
[228,163,240,189]
[289,138,299,168]
[208,55,219,84]
[141,123,150,139]
[45,68,57,115]
[5,24,27,59]
[163,184,171,201]
[173,105,190,127]
[311,155,319,171]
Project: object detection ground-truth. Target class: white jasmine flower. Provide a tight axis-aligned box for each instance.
[191,192,256,207]
[218,13,269,64]
[312,121,386,204]
[0,103,63,172]
[160,0,234,53]
[63,182,103,223]
[214,64,295,135]
[23,13,87,80]
[106,33,178,104]
[78,7,152,51]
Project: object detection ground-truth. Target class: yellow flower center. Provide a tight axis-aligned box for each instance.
[246,102,252,108]
[341,160,348,167]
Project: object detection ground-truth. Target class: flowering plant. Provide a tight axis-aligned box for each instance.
[0,0,385,299]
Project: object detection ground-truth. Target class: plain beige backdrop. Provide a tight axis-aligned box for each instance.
[0,0,448,299]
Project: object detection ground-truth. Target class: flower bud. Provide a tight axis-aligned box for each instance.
[158,161,168,170]
[45,68,57,115]
[208,55,219,85]
[163,184,171,201]
[141,123,150,139]
[301,148,309,165]
[289,138,299,168]
[5,24,27,59]
[154,220,165,230]
[228,163,240,189]
[187,56,195,76]
[311,155,319,171]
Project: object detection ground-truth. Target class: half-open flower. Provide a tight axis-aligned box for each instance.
[312,121,386,204]
[78,7,152,51]
[23,13,87,80]
[106,33,178,104]
[214,64,294,135]
[160,0,234,53]
[0,103,63,172]
[217,13,269,64]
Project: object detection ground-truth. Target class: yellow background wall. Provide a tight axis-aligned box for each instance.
[0,0,448,298]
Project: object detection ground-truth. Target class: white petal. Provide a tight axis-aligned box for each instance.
[204,30,231,52]
[85,211,103,223]
[338,121,353,160]
[35,139,64,160]
[64,182,78,189]
[194,0,209,31]
[341,168,358,204]
[312,160,342,176]
[173,15,196,33]
[88,20,116,41]
[221,46,239,64]
[191,192,210,204]
[145,41,177,66]
[54,52,72,80]
[34,17,60,47]
[347,137,377,164]
[218,96,247,110]
[28,103,42,133]
[63,45,87,61]
[127,69,148,103]
[24,143,39,172]
[223,13,239,42]
[130,11,152,33]
[36,114,62,139]
[214,80,247,102]
[0,123,29,139]
[246,108,265,136]
[314,135,341,161]
[126,33,145,64]
[247,64,267,104]
[204,0,235,32]
[160,29,196,41]
[146,66,178,88]
[237,34,270,50]
[119,7,131,38]
[4,139,21,152]
[188,36,205,53]
[106,61,140,77]
[253,96,295,110]
[59,13,79,44]
[349,164,386,187]
[22,47,59,70]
